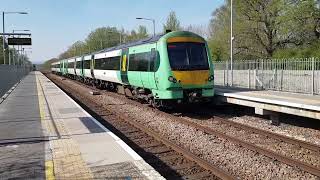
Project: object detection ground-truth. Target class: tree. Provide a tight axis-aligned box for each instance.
[208,3,230,61]
[208,0,320,60]
[42,58,58,69]
[137,25,148,39]
[184,24,209,39]
[163,11,181,32]
[125,25,148,43]
[85,27,120,53]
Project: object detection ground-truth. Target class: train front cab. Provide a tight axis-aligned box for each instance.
[152,31,214,105]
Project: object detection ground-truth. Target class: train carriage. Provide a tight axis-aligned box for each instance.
[51,62,60,73]
[83,55,93,80]
[67,58,76,77]
[52,31,214,107]
[94,49,122,84]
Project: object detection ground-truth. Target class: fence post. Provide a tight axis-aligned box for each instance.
[280,69,283,91]
[223,70,225,86]
[312,57,315,95]
[248,69,250,89]
[254,69,257,89]
[273,69,276,90]
[226,61,229,86]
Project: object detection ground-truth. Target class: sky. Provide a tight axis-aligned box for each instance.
[1,0,224,64]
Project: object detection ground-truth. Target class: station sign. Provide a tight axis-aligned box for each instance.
[8,38,32,45]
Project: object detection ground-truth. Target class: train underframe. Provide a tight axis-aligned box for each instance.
[53,71,212,108]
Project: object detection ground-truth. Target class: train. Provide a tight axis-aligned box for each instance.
[51,31,214,108]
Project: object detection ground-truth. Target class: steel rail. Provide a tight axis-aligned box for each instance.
[172,117,320,177]
[112,112,236,180]
[214,116,320,152]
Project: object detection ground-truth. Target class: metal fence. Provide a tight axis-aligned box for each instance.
[0,65,31,97]
[214,57,320,95]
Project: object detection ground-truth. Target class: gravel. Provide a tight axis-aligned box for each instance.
[228,115,320,146]
[181,116,320,169]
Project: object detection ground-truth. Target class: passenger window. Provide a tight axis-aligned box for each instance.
[150,48,156,72]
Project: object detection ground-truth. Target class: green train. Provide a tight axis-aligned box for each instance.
[51,31,214,107]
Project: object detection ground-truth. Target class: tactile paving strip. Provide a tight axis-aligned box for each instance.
[50,138,93,179]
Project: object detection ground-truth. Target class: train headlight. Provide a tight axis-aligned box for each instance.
[168,76,177,83]
[208,75,214,82]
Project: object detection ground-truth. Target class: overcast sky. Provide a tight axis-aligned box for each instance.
[1,0,224,64]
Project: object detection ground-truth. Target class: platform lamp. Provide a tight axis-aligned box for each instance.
[2,11,28,65]
[136,17,155,37]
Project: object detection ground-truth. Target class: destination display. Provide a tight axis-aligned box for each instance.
[8,38,32,45]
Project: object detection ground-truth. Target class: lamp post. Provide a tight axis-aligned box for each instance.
[21,47,32,66]
[136,17,155,37]
[12,29,30,65]
[2,11,28,65]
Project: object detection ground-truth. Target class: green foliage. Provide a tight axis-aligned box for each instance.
[42,58,58,70]
[126,25,148,42]
[208,3,230,61]
[43,25,150,66]
[273,40,320,58]
[0,36,30,65]
[208,0,320,61]
[163,11,181,32]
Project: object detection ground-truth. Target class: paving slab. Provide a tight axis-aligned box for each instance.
[0,71,165,179]
[0,72,46,179]
[36,72,164,180]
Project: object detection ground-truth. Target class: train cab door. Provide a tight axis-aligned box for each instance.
[59,62,63,73]
[74,59,77,76]
[90,55,95,79]
[80,56,84,78]
[120,48,129,84]
[148,48,158,89]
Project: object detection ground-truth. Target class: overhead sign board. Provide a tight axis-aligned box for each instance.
[8,38,32,45]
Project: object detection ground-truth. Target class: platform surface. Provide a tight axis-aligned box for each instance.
[215,86,320,112]
[0,71,164,180]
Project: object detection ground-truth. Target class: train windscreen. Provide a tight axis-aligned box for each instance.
[167,42,209,71]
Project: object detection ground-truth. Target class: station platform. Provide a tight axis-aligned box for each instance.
[215,86,320,121]
[0,72,164,179]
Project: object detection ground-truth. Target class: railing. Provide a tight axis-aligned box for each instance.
[0,65,31,97]
[213,57,320,95]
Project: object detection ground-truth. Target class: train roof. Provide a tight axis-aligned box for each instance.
[96,33,164,54]
[54,31,204,64]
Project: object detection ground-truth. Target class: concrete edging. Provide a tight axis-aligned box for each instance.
[0,81,21,104]
[215,89,320,112]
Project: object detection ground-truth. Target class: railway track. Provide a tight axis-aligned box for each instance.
[172,116,320,177]
[45,72,320,178]
[205,114,320,152]
[44,72,235,180]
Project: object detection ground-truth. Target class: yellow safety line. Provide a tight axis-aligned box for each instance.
[36,77,45,121]
[36,74,55,180]
[45,161,55,180]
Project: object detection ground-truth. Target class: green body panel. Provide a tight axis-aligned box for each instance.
[62,60,68,75]
[80,58,84,77]
[126,43,158,89]
[151,89,183,99]
[202,88,214,97]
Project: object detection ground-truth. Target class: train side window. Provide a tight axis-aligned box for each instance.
[150,48,156,72]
